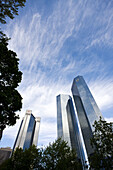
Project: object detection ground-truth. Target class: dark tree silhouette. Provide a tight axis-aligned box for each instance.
[89,117,113,170]
[0,145,41,170]
[0,139,82,170]
[0,33,22,139]
[0,0,26,24]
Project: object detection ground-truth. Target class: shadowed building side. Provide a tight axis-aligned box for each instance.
[71,94,94,156]
[66,98,81,158]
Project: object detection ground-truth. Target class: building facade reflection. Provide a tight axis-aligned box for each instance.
[57,94,88,167]
[13,110,41,151]
[71,76,103,156]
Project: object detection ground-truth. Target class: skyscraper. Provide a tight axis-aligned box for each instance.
[71,75,103,156]
[13,110,41,151]
[57,94,88,166]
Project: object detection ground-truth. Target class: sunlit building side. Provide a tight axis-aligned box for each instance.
[13,110,41,151]
[56,94,88,167]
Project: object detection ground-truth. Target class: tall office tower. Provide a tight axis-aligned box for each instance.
[57,94,88,166]
[13,110,41,151]
[71,76,103,156]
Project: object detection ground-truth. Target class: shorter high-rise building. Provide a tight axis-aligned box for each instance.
[13,110,41,151]
[57,94,88,167]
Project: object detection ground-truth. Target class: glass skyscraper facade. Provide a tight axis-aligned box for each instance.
[57,94,88,166]
[71,75,103,156]
[13,110,41,151]
[57,76,103,168]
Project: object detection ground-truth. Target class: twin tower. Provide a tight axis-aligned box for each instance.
[13,75,103,167]
[57,75,103,166]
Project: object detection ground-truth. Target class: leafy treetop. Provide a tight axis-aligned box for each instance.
[0,138,82,170]
[89,117,113,170]
[0,0,26,24]
[0,33,22,137]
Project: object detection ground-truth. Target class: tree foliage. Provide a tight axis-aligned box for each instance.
[41,138,82,170]
[0,0,26,24]
[0,0,25,139]
[0,139,82,170]
[0,33,22,138]
[0,145,41,170]
[89,117,113,170]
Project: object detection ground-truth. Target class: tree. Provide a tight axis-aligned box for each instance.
[0,32,22,139]
[41,138,82,170]
[0,145,42,170]
[89,117,113,170]
[0,139,82,170]
[0,0,25,139]
[0,0,26,24]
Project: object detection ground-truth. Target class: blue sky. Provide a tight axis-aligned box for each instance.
[0,0,113,148]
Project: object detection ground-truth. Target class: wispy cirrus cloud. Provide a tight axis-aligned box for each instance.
[4,0,113,77]
[105,117,113,123]
[5,0,78,70]
[89,78,113,111]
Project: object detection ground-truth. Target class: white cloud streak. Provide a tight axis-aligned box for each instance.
[89,78,113,111]
[105,117,113,123]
